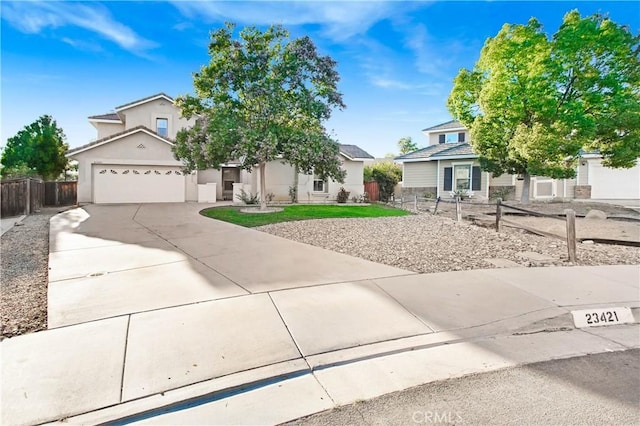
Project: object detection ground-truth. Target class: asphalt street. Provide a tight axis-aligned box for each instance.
[284,349,640,425]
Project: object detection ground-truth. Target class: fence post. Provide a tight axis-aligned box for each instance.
[25,179,31,215]
[496,198,502,232]
[433,197,440,215]
[565,209,577,262]
[455,195,461,222]
[414,194,418,211]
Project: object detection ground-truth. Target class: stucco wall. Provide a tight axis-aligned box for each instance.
[95,122,125,140]
[490,173,513,186]
[577,161,589,185]
[197,169,223,199]
[71,132,183,203]
[120,99,194,139]
[251,157,366,203]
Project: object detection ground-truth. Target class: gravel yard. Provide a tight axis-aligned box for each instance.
[257,213,640,274]
[1,209,58,340]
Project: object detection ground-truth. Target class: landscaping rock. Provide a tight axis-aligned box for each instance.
[585,209,607,220]
[257,213,640,274]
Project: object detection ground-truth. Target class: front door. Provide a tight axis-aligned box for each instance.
[222,167,240,200]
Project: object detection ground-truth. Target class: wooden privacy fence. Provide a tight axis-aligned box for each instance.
[1,178,44,218]
[45,181,77,207]
[1,179,77,218]
[496,199,577,262]
[364,181,379,202]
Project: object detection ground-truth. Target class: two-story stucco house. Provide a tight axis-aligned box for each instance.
[396,120,640,201]
[66,93,372,204]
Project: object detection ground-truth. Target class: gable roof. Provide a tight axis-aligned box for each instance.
[339,144,374,160]
[115,93,175,111]
[66,126,174,157]
[422,120,465,133]
[88,112,121,121]
[395,142,476,162]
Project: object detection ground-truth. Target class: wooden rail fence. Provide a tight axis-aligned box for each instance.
[496,198,577,262]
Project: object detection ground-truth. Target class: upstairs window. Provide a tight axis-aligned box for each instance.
[156,118,168,137]
[439,132,466,144]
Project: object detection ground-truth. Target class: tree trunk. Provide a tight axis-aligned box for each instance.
[521,173,531,204]
[293,165,299,203]
[259,161,267,211]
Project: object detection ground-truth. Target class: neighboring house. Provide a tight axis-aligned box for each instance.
[396,120,640,201]
[67,93,372,204]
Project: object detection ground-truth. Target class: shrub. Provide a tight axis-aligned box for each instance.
[365,162,402,202]
[235,189,260,204]
[336,187,350,203]
[288,185,297,203]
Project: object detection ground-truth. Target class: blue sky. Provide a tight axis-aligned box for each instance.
[2,1,639,157]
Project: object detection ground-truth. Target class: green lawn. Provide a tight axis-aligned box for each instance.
[201,204,410,227]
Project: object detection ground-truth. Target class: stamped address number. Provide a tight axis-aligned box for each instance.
[572,307,634,328]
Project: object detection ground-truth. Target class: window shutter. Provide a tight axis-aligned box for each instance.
[472,166,481,191]
[439,134,445,144]
[458,132,465,142]
[443,167,452,191]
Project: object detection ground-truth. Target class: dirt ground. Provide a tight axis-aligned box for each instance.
[414,199,640,244]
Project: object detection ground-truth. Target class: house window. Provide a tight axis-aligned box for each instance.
[156,118,168,137]
[439,132,465,144]
[313,174,327,192]
[443,165,482,191]
[454,165,471,190]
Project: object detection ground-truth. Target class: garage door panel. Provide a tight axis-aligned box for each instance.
[94,165,185,203]
[589,160,640,199]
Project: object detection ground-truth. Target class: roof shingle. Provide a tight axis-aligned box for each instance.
[88,112,121,121]
[421,120,465,132]
[395,142,476,161]
[115,93,174,110]
[339,144,374,159]
[66,125,173,156]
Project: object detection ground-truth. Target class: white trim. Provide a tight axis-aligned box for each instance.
[430,154,477,161]
[423,127,466,135]
[88,118,123,124]
[580,153,602,159]
[397,155,477,163]
[115,94,174,112]
[436,159,441,197]
[66,128,174,157]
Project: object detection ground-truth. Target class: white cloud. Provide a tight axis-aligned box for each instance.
[1,1,156,54]
[170,0,402,41]
[403,23,452,76]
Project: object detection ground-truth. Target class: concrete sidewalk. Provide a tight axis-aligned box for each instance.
[1,204,639,425]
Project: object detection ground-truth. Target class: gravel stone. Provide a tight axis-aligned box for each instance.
[1,209,59,340]
[257,213,640,274]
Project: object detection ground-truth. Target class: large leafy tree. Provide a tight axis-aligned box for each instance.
[174,23,346,210]
[448,11,640,203]
[1,115,69,180]
[397,136,418,155]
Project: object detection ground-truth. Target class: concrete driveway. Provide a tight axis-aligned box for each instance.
[3,202,638,425]
[48,203,411,327]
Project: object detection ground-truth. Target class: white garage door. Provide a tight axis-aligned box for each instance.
[589,160,640,199]
[93,164,186,203]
